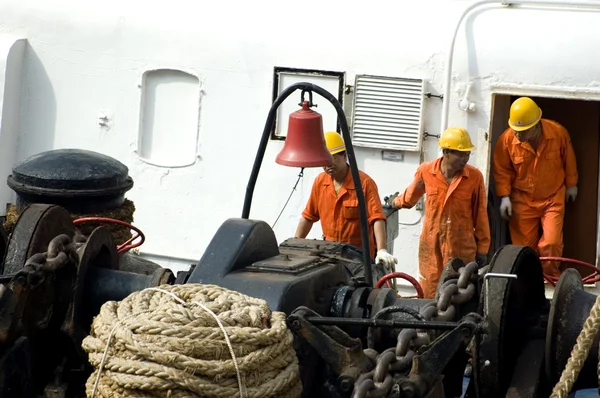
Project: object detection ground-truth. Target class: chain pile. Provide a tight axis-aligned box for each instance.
[13,233,87,287]
[352,261,479,398]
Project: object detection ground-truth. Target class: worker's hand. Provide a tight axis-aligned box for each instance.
[500,196,512,221]
[566,186,578,203]
[376,249,398,272]
[476,253,487,267]
[383,192,400,209]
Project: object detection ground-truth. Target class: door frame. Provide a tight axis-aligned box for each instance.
[488,82,600,267]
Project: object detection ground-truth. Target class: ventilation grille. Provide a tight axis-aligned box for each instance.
[351,75,425,151]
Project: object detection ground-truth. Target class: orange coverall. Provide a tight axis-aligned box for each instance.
[302,170,386,259]
[493,119,578,277]
[394,158,490,298]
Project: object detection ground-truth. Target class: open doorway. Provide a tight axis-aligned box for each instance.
[488,94,600,277]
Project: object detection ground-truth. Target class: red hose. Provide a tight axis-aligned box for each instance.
[73,217,145,254]
[540,256,600,286]
[543,274,557,287]
[376,272,424,299]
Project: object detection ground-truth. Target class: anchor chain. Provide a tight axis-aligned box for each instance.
[352,261,478,398]
[11,233,88,288]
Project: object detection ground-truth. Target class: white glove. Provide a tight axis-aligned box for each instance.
[376,249,398,271]
[500,196,512,221]
[566,186,578,203]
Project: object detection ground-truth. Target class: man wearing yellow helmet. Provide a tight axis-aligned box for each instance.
[493,97,578,278]
[392,127,491,298]
[295,131,397,270]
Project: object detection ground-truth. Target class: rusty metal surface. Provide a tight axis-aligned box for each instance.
[62,226,117,348]
[85,265,174,321]
[0,223,175,396]
[545,268,582,387]
[435,258,480,320]
[545,268,600,391]
[3,204,76,275]
[117,252,161,275]
[0,224,8,269]
[0,280,29,345]
[0,206,593,398]
[367,295,436,351]
[0,336,34,398]
[398,318,478,398]
[0,204,179,396]
[349,317,478,398]
[0,230,86,397]
[366,306,427,351]
[307,315,459,330]
[346,261,479,397]
[288,306,375,394]
[472,245,547,398]
[506,339,546,398]
[0,232,85,344]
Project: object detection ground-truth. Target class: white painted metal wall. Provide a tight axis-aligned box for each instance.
[0,0,599,282]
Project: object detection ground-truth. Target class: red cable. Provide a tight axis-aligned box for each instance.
[73,217,145,254]
[540,256,600,286]
[374,257,597,294]
[375,272,425,299]
[543,274,557,287]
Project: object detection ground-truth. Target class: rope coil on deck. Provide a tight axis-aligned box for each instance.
[81,284,302,398]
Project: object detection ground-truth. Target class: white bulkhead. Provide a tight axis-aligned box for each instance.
[0,0,599,281]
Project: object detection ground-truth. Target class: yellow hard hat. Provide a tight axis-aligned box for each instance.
[508,97,542,131]
[438,127,475,151]
[324,131,346,155]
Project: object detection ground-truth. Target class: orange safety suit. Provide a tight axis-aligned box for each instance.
[302,169,386,259]
[493,119,578,277]
[394,158,490,298]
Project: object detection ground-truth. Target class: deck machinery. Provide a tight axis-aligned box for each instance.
[0,82,596,397]
[0,202,597,398]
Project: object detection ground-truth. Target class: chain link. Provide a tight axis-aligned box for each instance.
[352,261,478,398]
[13,233,87,288]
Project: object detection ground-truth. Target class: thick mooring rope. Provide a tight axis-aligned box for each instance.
[550,294,600,398]
[82,284,302,398]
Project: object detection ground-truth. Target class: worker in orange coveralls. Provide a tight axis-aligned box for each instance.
[392,127,490,298]
[295,131,397,270]
[493,97,578,278]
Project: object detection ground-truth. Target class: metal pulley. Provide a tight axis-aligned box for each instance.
[0,204,175,397]
[471,245,548,398]
[546,268,600,391]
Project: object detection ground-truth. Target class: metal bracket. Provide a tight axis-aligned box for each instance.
[0,336,34,397]
[383,192,400,210]
[424,92,444,99]
[483,272,518,317]
[399,317,479,397]
[287,306,375,392]
[423,132,441,139]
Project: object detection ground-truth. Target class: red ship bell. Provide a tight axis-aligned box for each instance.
[275,100,333,168]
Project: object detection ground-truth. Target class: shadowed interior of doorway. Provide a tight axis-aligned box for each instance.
[488,94,600,278]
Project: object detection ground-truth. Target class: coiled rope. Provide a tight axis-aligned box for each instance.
[82,284,302,398]
[550,294,600,398]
